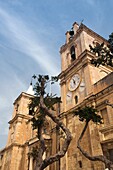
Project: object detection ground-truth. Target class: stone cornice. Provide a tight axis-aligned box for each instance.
[59,83,113,119]
[100,124,113,134]
[94,78,113,101]
[59,49,113,85]
[59,50,94,83]
[0,142,26,154]
[8,113,31,124]
[59,94,95,119]
[13,92,34,105]
[79,24,108,43]
[28,136,51,146]
[101,138,113,144]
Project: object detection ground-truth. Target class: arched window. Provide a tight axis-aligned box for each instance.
[78,160,82,168]
[70,46,76,61]
[29,109,33,115]
[75,95,78,104]
[69,27,74,39]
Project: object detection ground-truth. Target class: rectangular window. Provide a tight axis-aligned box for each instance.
[108,149,113,162]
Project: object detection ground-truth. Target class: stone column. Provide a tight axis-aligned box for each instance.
[29,156,33,170]
[66,152,68,170]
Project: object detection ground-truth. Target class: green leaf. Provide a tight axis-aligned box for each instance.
[32,74,37,79]
[44,75,49,80]
[73,106,103,124]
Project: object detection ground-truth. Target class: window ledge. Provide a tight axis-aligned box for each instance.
[100,124,113,134]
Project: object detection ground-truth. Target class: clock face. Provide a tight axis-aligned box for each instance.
[66,91,72,102]
[69,74,80,91]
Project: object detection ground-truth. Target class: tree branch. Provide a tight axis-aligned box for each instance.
[77,121,113,169]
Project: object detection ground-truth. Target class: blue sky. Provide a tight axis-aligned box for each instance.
[0,0,113,149]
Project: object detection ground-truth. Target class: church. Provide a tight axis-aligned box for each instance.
[0,22,113,170]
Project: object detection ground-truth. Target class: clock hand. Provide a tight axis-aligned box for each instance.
[73,79,76,84]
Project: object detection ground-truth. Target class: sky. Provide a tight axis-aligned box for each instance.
[0,0,113,149]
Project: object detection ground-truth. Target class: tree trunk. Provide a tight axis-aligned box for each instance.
[38,95,72,170]
[34,121,46,170]
[32,79,72,170]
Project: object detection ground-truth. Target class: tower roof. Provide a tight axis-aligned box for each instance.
[26,82,34,95]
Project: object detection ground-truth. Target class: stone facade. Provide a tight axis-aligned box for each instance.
[0,23,113,170]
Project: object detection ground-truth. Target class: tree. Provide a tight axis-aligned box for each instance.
[28,75,72,170]
[89,32,113,67]
[73,106,113,170]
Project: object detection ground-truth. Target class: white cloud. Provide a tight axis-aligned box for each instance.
[0,7,60,75]
[0,6,61,144]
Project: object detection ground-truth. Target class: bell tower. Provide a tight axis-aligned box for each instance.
[59,22,113,170]
[59,22,113,113]
[1,84,34,170]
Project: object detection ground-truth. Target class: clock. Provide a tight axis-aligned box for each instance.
[69,74,80,91]
[66,91,72,103]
